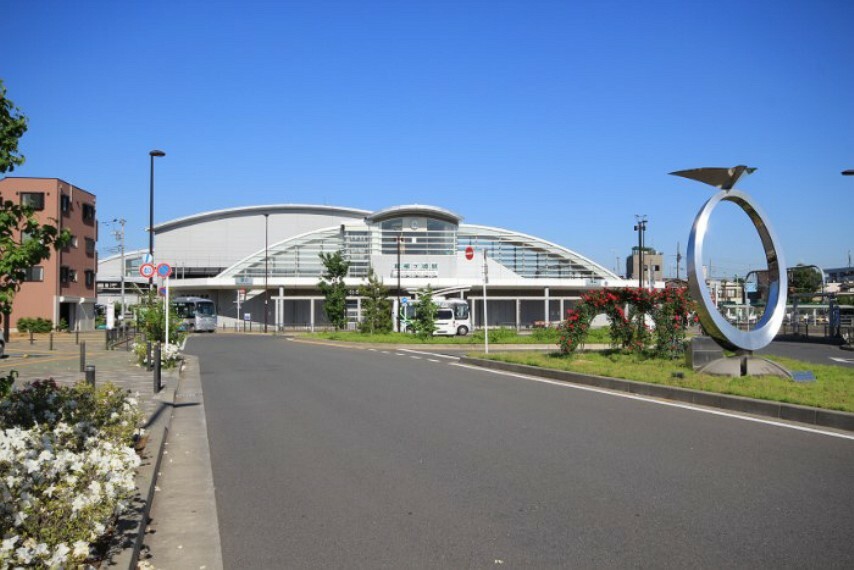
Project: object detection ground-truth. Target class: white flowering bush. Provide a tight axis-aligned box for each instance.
[0,380,142,568]
[132,341,182,370]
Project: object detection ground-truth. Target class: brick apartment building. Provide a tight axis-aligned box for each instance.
[0,177,98,334]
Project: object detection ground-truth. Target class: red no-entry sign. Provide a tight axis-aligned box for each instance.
[465,246,474,260]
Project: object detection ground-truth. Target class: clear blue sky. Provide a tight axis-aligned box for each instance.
[3,0,852,278]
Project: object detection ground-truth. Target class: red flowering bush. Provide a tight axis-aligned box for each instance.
[558,287,696,358]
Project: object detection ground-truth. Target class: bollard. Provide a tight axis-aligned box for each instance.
[153,343,162,393]
[29,330,34,345]
[146,341,152,372]
[85,365,96,387]
[75,330,79,345]
[105,329,110,350]
[79,341,86,373]
[49,332,54,351]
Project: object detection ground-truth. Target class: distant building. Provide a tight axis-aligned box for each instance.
[825,266,854,289]
[0,177,98,333]
[626,247,664,285]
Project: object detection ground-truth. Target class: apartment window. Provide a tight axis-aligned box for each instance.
[61,194,71,214]
[70,269,78,283]
[85,270,95,288]
[85,237,96,256]
[23,266,44,282]
[60,266,70,283]
[20,192,45,211]
[82,203,96,222]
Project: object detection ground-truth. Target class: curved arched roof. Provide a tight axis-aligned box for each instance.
[366,204,462,225]
[153,204,371,233]
[220,220,619,282]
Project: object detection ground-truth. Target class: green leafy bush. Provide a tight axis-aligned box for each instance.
[473,327,518,343]
[16,317,53,333]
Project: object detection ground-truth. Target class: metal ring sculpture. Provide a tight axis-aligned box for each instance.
[687,189,787,352]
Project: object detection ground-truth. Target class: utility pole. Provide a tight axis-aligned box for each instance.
[676,241,682,281]
[110,218,127,324]
[634,215,647,288]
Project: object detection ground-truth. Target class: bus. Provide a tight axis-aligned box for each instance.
[172,296,217,332]
[401,298,471,336]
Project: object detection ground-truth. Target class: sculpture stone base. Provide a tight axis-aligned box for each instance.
[698,354,792,378]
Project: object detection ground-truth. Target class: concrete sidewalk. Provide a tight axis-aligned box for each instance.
[0,332,223,569]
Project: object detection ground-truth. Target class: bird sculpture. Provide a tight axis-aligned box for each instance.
[669,165,756,190]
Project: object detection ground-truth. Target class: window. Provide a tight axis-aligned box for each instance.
[85,237,96,256]
[60,266,70,283]
[85,270,95,287]
[24,267,44,282]
[70,269,78,283]
[61,194,71,214]
[20,193,45,211]
[82,203,96,222]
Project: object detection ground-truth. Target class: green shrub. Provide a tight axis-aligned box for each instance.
[473,327,518,343]
[16,317,53,333]
[531,327,560,342]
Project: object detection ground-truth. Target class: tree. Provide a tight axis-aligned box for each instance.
[318,251,350,330]
[1,80,71,329]
[412,285,438,340]
[790,264,822,296]
[357,268,392,334]
[1,79,28,173]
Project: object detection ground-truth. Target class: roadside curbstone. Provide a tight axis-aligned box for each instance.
[460,356,854,433]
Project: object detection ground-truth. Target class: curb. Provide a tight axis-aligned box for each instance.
[459,356,854,433]
[108,365,182,569]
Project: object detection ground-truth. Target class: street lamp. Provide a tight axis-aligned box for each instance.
[148,149,166,288]
[396,232,402,331]
[841,170,854,176]
[264,213,269,334]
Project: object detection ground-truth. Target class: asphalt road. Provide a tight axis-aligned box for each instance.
[188,335,854,568]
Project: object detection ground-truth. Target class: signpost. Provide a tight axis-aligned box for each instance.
[139,263,155,279]
[465,246,474,261]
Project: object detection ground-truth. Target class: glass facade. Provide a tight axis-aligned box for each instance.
[220,213,614,282]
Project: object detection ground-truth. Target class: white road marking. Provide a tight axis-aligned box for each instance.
[398,348,460,360]
[410,356,422,360]
[451,363,854,441]
[428,359,441,363]
[829,357,854,364]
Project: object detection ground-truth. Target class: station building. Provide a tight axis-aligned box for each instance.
[98,204,633,330]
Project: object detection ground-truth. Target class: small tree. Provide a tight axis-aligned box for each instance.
[790,264,823,297]
[135,291,183,344]
[358,268,392,334]
[1,79,28,173]
[412,286,438,340]
[318,251,350,330]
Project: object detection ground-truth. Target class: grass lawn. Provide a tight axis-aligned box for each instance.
[298,327,613,345]
[476,351,854,412]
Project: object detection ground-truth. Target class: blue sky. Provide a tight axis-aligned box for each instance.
[3,0,852,278]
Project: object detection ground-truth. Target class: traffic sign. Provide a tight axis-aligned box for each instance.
[139,263,155,279]
[401,297,409,305]
[465,246,474,260]
[158,287,167,297]
[142,253,153,265]
[156,263,173,278]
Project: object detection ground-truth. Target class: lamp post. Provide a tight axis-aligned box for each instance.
[148,150,165,289]
[264,213,269,334]
[396,232,402,331]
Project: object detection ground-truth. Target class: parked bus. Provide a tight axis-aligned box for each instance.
[172,296,217,332]
[401,298,471,336]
